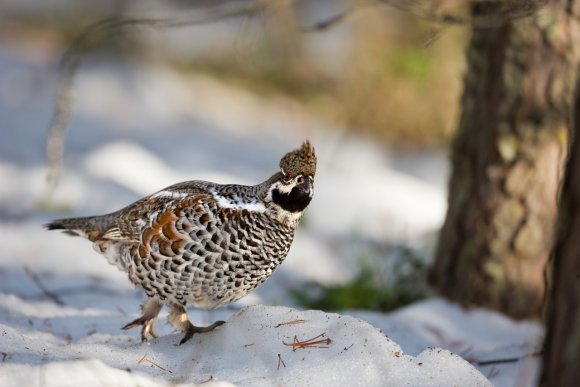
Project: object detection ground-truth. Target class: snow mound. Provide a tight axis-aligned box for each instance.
[0,302,490,386]
[214,306,490,386]
[349,299,543,386]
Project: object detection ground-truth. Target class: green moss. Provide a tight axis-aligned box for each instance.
[388,47,433,83]
[291,247,431,312]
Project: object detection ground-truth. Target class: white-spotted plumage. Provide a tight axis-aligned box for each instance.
[209,189,267,213]
[150,190,190,199]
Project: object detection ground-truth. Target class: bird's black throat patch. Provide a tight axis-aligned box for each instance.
[272,187,312,213]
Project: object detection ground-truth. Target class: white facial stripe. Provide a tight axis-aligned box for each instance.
[273,174,310,195]
[211,191,266,212]
[274,182,294,194]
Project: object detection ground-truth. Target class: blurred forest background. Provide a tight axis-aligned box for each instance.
[2,0,467,147]
[1,0,468,311]
[1,0,580,385]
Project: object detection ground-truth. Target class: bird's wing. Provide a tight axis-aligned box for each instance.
[101,181,215,242]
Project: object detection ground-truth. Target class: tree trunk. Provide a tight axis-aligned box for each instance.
[430,1,580,319]
[540,77,580,387]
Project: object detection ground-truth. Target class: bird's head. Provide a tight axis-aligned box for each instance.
[267,141,316,214]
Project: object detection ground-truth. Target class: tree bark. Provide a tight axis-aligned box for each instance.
[430,0,580,319]
[540,76,580,387]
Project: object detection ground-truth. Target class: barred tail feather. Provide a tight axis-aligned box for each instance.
[45,215,110,240]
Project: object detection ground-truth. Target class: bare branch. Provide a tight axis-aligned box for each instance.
[45,55,78,194]
[301,2,379,32]
[45,0,272,193]
[381,0,548,27]
[44,0,549,193]
[302,0,548,34]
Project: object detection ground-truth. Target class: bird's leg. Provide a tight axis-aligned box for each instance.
[168,304,225,345]
[122,298,163,342]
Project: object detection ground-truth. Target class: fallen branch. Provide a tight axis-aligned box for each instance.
[475,351,542,367]
[24,266,65,306]
[28,284,124,300]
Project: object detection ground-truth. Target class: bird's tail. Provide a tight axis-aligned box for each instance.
[45,215,112,241]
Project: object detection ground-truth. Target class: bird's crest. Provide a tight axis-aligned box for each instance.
[279,141,316,178]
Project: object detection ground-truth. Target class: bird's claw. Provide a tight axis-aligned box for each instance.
[122,316,158,343]
[179,320,225,345]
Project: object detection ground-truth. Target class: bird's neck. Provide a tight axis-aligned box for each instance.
[266,203,304,228]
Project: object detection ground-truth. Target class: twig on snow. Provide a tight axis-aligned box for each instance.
[274,319,306,328]
[283,332,332,351]
[277,353,286,370]
[24,266,65,306]
[137,354,173,373]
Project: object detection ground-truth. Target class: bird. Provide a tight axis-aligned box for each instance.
[46,141,316,344]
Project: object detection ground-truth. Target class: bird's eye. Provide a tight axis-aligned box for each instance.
[296,175,305,184]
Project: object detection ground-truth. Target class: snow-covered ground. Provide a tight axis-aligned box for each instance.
[0,286,496,387]
[0,36,543,386]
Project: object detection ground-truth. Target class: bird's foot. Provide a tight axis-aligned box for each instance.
[168,303,225,345]
[121,298,163,342]
[179,320,225,345]
[122,316,158,342]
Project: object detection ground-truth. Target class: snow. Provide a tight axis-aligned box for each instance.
[0,293,491,387]
[0,37,543,386]
[348,300,543,386]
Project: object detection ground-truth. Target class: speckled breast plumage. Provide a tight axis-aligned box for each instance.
[114,188,296,309]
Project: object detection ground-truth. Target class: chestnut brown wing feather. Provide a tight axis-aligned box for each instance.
[101,184,212,243]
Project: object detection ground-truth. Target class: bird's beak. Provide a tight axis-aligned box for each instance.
[298,181,312,194]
